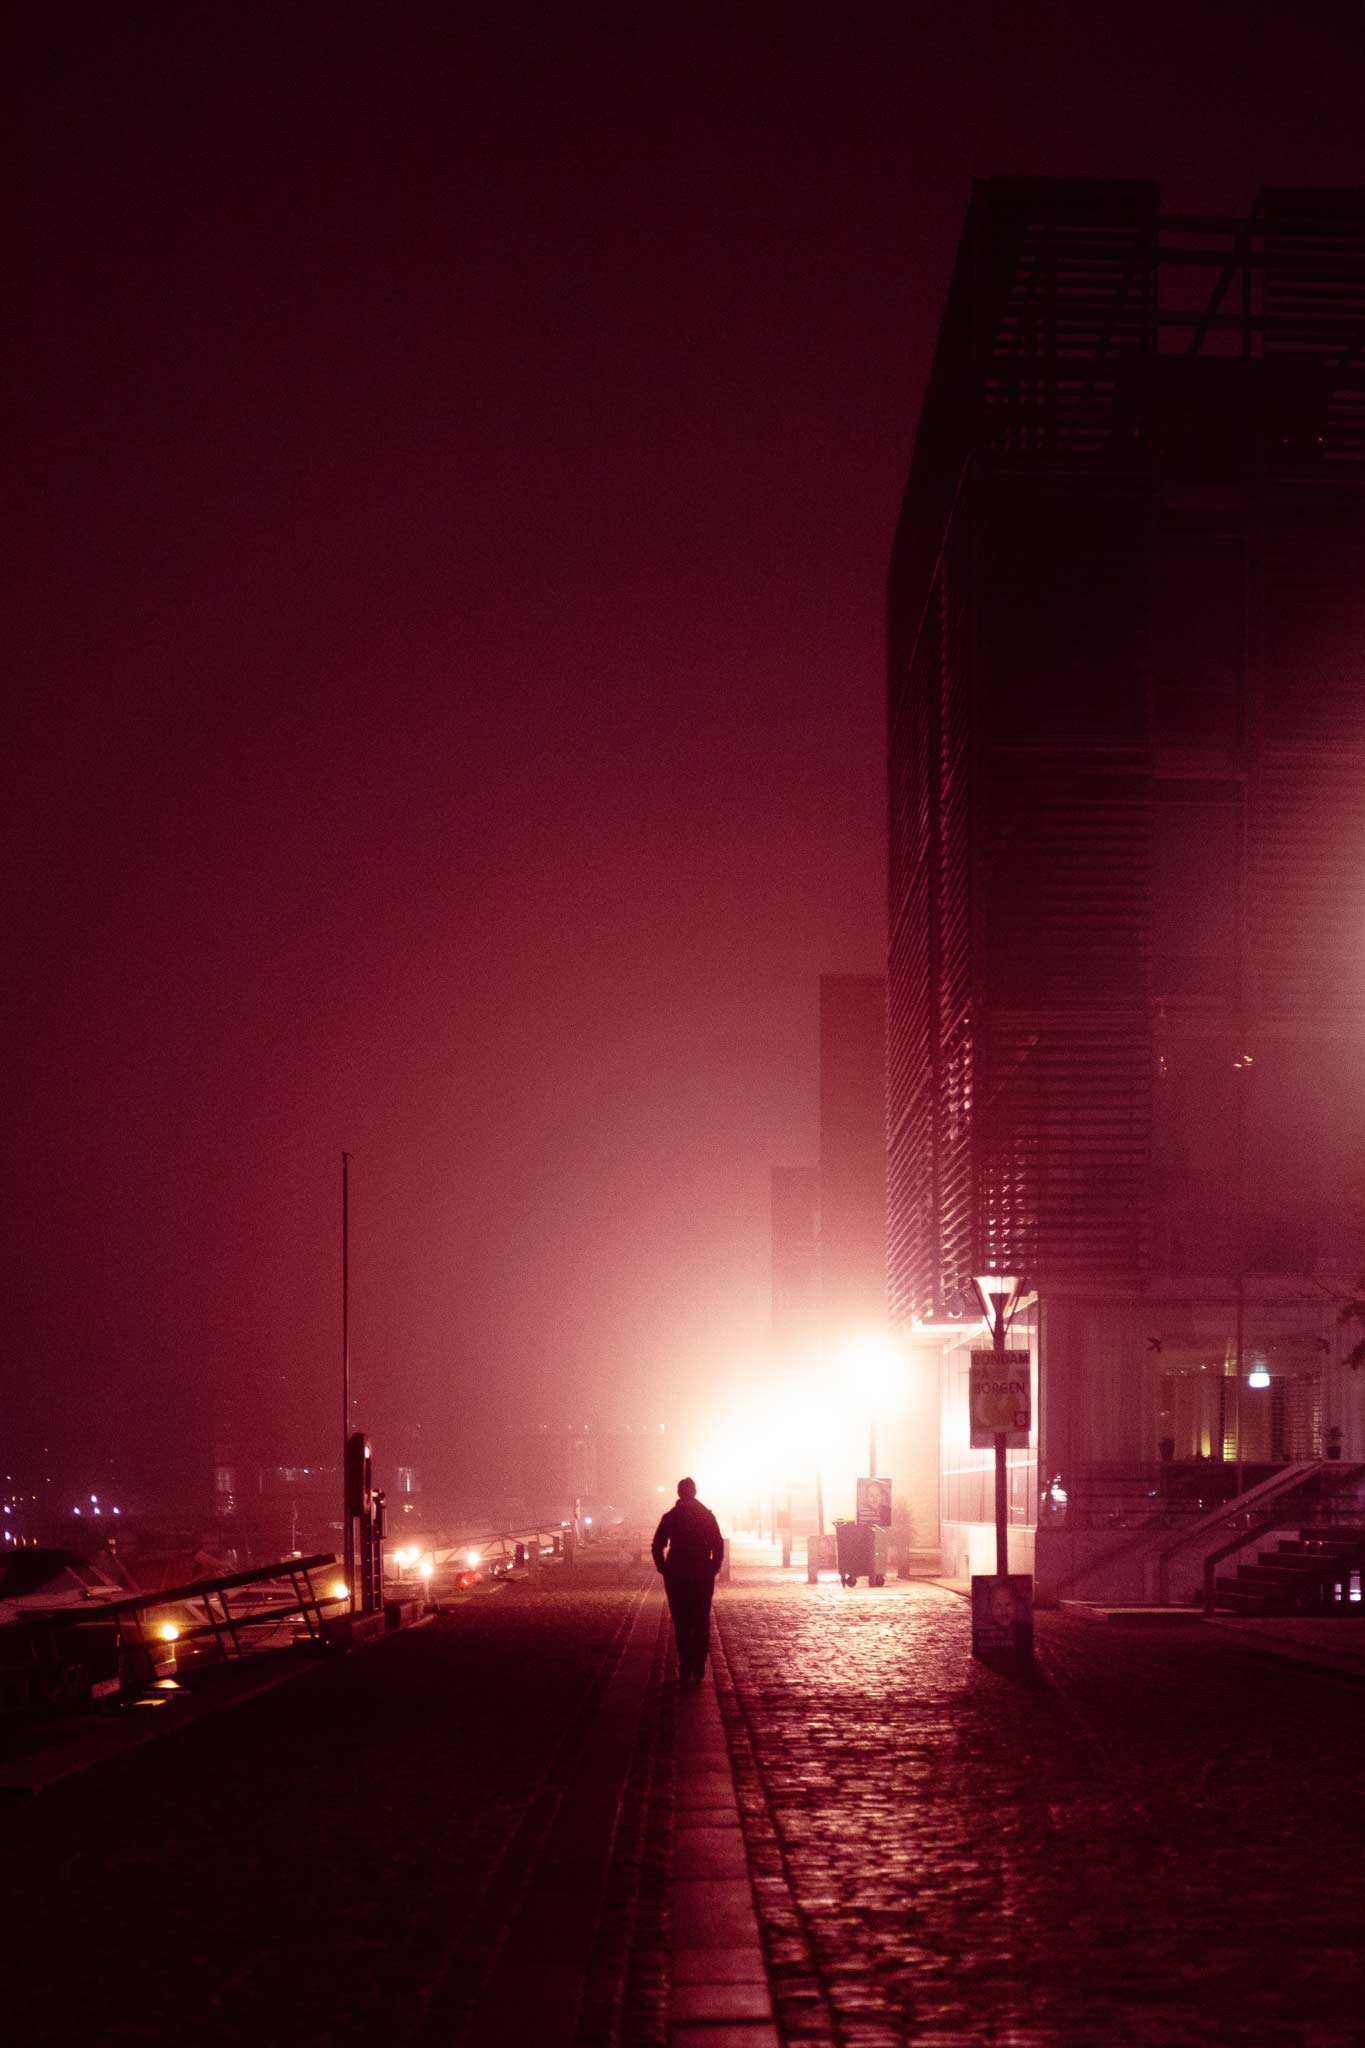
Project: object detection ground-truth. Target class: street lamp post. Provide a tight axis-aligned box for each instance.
[968,1272,1033,1661]
[342,1150,353,1601]
[972,1273,1023,1582]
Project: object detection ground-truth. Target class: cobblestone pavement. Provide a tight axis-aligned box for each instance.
[0,1565,656,2047]
[711,1576,1365,2048]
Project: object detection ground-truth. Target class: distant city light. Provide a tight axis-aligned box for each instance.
[419,1561,433,1581]
[1248,1365,1271,1389]
[330,1581,349,1602]
[465,1549,481,1568]
[158,1622,180,1643]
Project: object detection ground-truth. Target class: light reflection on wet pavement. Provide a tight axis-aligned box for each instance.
[712,1577,1365,2047]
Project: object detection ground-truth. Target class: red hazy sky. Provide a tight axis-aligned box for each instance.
[10,5,1363,1491]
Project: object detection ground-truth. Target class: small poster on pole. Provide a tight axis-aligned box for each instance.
[969,1349,1031,1448]
[856,1476,893,1527]
[971,1573,1034,1660]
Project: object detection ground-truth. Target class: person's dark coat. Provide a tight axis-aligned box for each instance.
[651,1496,724,1580]
[651,1492,724,1684]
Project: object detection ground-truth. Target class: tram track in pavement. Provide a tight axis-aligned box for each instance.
[1,1559,662,2046]
[411,1565,663,2048]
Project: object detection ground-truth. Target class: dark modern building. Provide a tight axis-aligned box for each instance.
[770,979,887,1383]
[770,976,941,1541]
[887,178,1365,1598]
[818,974,888,1346]
[770,1164,821,1373]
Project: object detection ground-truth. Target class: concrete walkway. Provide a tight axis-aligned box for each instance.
[667,1673,775,2047]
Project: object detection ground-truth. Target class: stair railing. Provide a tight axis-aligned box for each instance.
[1154,1461,1323,1606]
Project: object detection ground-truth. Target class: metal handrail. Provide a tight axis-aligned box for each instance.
[1154,1462,1323,1605]
[4,1552,340,1681]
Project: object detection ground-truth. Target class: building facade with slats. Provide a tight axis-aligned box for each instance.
[887,178,1365,1597]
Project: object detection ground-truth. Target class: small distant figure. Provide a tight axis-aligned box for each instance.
[651,1477,724,1686]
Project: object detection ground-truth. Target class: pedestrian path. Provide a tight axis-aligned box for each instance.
[706,1541,1365,2048]
[3,1540,1362,2046]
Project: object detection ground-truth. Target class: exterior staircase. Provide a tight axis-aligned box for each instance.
[1211,1526,1365,1616]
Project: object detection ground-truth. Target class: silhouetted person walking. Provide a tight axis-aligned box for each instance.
[651,1477,724,1685]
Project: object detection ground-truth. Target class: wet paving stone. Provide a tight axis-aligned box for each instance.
[712,1578,1365,2048]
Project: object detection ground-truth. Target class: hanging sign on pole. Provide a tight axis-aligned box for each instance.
[969,1349,1031,1448]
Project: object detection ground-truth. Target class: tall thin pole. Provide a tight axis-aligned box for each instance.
[342,1151,351,1449]
[993,1303,1009,1580]
[342,1151,352,1594]
[1233,1057,1250,1494]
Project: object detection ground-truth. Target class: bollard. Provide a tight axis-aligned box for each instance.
[806,1533,819,1584]
[527,1533,540,1576]
[781,1530,791,1568]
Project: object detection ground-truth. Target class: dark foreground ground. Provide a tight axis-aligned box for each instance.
[1,1553,1362,2046]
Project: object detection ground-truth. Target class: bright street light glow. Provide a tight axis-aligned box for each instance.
[158,1622,179,1643]
[330,1581,349,1601]
[834,1331,906,1417]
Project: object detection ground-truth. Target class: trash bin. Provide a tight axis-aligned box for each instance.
[835,1520,889,1587]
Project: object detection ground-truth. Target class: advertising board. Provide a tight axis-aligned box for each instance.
[969,1348,1031,1448]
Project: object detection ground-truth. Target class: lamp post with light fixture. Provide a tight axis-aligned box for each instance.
[971,1273,1024,1582]
[342,1150,352,1601]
